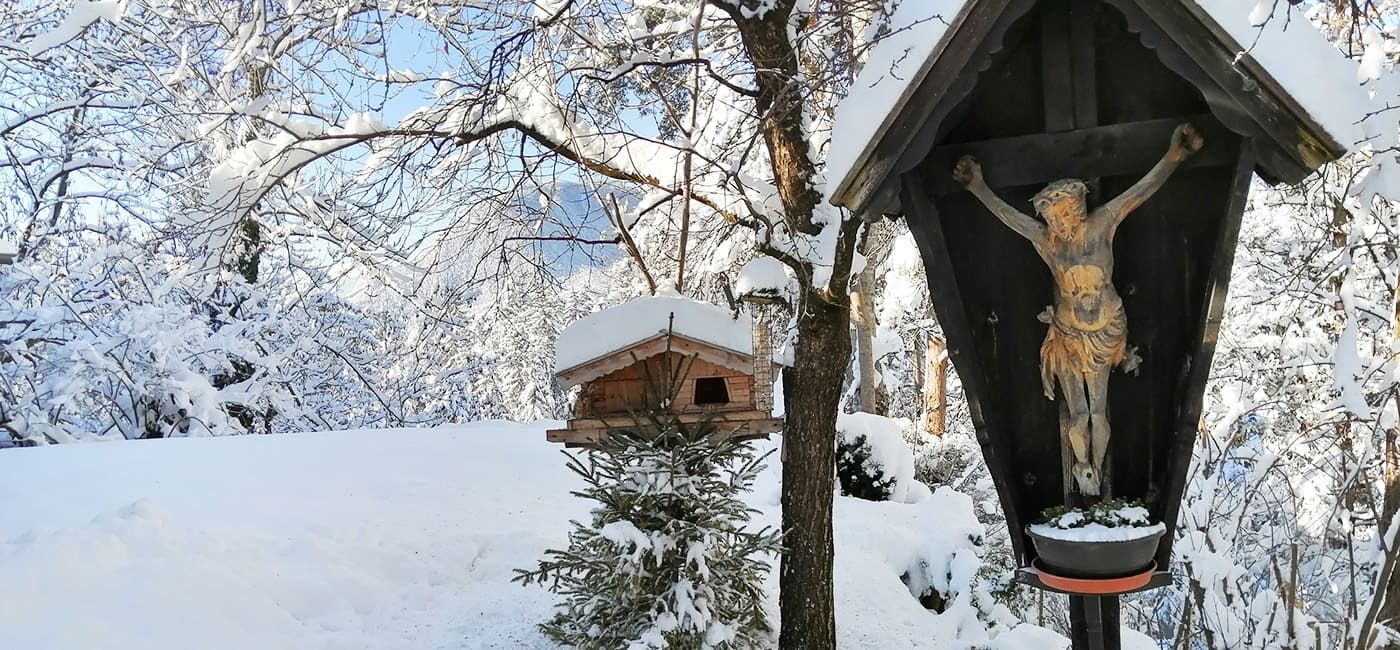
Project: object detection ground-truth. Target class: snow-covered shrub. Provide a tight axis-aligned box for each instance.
[892,487,1023,632]
[910,429,982,488]
[836,412,916,502]
[514,410,781,649]
[1037,499,1154,529]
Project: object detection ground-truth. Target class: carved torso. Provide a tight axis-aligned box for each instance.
[1033,220,1123,333]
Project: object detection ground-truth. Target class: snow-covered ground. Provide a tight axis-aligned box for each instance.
[0,422,1122,649]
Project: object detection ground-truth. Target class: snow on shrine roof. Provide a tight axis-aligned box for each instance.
[827,0,1371,207]
[554,294,753,374]
[825,0,966,204]
[1193,0,1369,149]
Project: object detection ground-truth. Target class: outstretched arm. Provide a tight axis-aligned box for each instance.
[1098,123,1204,226]
[953,156,1045,244]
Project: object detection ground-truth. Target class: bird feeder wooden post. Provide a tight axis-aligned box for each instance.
[828,1,1352,648]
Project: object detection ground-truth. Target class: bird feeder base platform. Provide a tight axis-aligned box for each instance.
[1016,561,1169,596]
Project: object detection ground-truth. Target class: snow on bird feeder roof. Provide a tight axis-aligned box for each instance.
[0,240,17,264]
[735,257,791,303]
[554,293,756,375]
[827,0,1380,210]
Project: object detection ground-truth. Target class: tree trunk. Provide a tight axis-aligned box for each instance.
[780,295,849,650]
[1370,291,1400,641]
[723,4,857,647]
[925,335,948,437]
[1373,426,1400,645]
[210,63,272,434]
[851,262,883,414]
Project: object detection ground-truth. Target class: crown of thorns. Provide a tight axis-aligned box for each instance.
[1032,180,1088,210]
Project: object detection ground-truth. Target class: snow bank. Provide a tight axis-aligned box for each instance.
[0,422,580,650]
[827,0,967,197]
[0,422,1061,649]
[554,293,752,373]
[837,412,917,503]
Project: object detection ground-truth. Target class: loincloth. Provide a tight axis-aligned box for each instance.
[1040,308,1127,399]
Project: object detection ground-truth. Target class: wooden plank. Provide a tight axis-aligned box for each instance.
[547,415,783,445]
[901,175,1031,565]
[1040,0,1076,133]
[1155,139,1255,568]
[1069,0,1098,129]
[1070,595,1121,650]
[892,0,1042,180]
[556,336,669,387]
[925,115,1232,195]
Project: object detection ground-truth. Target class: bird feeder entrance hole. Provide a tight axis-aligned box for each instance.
[828,0,1346,646]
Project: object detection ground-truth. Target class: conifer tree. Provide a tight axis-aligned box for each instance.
[516,349,782,649]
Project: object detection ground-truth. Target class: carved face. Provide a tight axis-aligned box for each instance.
[1032,180,1088,241]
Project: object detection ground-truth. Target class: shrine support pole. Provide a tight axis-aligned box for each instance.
[1069,595,1120,650]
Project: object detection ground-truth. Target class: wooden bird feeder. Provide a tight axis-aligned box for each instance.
[828,1,1356,647]
[548,294,785,446]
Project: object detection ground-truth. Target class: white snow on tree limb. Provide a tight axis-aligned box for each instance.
[194,112,387,249]
[25,0,125,55]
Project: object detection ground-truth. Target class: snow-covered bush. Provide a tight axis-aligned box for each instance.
[514,410,782,649]
[1037,499,1154,529]
[836,412,916,502]
[891,487,1023,632]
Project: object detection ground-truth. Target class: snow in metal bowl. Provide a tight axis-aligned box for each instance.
[1026,503,1165,580]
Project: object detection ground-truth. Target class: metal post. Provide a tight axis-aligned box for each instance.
[1070,595,1121,650]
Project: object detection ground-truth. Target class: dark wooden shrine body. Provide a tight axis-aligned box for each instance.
[836,0,1343,648]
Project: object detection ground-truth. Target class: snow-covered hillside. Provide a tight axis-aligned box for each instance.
[0,423,1128,649]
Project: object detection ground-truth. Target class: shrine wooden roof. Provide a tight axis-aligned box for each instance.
[828,0,1365,217]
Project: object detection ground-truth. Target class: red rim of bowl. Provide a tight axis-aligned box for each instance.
[1032,560,1156,595]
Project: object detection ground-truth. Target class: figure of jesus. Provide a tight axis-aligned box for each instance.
[952,123,1204,496]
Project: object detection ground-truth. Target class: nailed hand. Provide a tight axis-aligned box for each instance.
[1171,123,1204,158]
[952,155,982,186]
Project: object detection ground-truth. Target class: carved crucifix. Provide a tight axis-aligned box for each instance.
[952,123,1204,496]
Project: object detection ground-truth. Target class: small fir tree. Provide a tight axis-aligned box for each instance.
[835,432,897,502]
[515,346,782,649]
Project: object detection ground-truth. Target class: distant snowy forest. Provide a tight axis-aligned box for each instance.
[5,0,1400,647]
